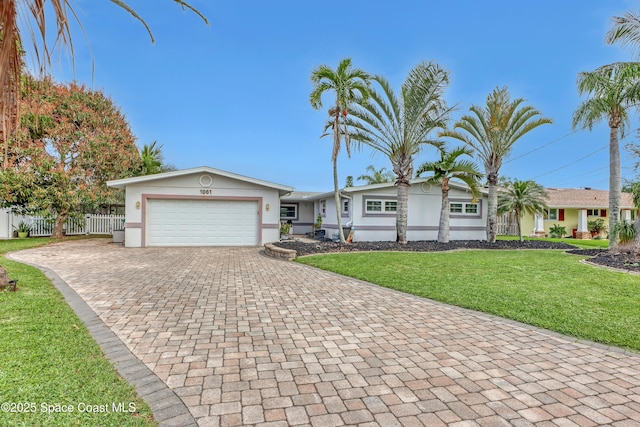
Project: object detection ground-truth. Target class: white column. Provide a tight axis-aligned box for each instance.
[534,213,545,234]
[577,209,588,232]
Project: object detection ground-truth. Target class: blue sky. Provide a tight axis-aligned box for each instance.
[29,0,640,192]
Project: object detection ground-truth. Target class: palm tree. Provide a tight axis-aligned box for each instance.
[139,141,165,175]
[441,86,552,243]
[605,9,640,58]
[348,61,452,244]
[572,62,640,246]
[0,0,207,170]
[357,165,395,185]
[416,146,482,243]
[310,58,370,243]
[497,179,548,242]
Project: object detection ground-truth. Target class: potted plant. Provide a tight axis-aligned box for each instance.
[279,222,291,239]
[14,221,32,238]
[313,214,324,239]
[588,218,606,238]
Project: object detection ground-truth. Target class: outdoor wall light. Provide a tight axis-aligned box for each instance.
[136,201,141,209]
[265,203,270,211]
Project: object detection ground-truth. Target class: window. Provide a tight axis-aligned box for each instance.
[545,208,564,221]
[320,200,326,216]
[280,204,297,219]
[342,199,350,215]
[450,203,463,213]
[587,209,600,216]
[366,200,382,212]
[450,201,478,216]
[364,198,397,214]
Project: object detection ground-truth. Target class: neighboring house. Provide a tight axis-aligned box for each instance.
[296,178,488,242]
[518,188,636,239]
[107,166,293,247]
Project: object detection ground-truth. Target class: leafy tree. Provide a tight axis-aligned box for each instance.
[416,146,482,243]
[572,62,640,246]
[357,165,395,185]
[310,58,370,243]
[0,0,208,169]
[345,175,354,187]
[497,179,548,242]
[441,86,552,243]
[348,61,452,244]
[0,76,139,238]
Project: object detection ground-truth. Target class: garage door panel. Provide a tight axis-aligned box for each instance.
[146,199,258,246]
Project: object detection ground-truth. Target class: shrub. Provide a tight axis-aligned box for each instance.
[549,224,566,238]
[613,220,636,244]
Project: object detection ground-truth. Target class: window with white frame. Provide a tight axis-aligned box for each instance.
[587,209,600,216]
[465,203,479,214]
[547,208,558,221]
[450,201,479,215]
[364,198,397,214]
[342,199,350,215]
[320,200,326,216]
[280,204,297,220]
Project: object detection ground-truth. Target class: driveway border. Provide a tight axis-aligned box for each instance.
[9,254,196,427]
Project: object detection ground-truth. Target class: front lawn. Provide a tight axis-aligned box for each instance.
[0,237,156,427]
[297,249,640,352]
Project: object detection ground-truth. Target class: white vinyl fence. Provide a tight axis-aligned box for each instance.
[1,210,124,238]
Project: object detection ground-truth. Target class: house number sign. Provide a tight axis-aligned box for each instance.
[199,174,213,194]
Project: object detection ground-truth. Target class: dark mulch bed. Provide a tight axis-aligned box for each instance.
[582,250,640,272]
[275,239,640,273]
[275,239,575,256]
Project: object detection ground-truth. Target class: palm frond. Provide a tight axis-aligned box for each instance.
[606,10,640,58]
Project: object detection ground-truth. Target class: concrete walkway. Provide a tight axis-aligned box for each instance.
[10,239,640,426]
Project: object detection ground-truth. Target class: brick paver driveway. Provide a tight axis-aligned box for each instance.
[11,239,640,426]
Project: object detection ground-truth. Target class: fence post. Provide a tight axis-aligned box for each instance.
[85,214,91,235]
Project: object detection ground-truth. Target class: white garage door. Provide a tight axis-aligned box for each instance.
[146,199,259,246]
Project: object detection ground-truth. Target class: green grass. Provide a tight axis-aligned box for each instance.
[497,235,609,249]
[0,237,156,427]
[298,250,640,352]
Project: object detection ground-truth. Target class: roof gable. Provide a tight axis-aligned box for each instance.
[107,166,293,195]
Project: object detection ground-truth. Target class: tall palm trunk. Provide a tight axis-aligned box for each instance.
[516,209,523,242]
[394,153,413,245]
[1,0,20,170]
[438,178,450,243]
[333,121,346,243]
[609,124,621,247]
[396,182,409,244]
[486,170,499,243]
